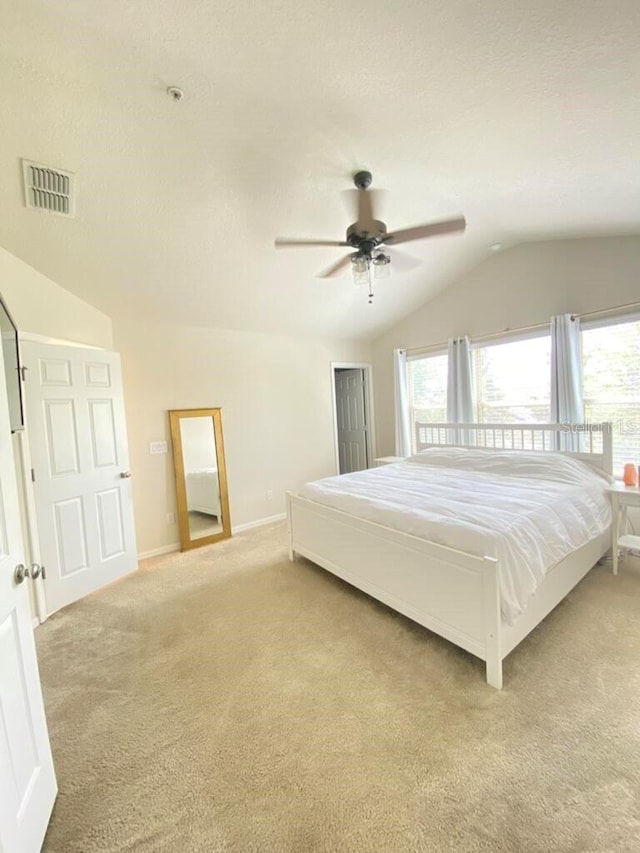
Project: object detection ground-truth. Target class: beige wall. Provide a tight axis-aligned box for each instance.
[0,246,112,348]
[373,236,640,455]
[0,242,372,562]
[114,319,372,556]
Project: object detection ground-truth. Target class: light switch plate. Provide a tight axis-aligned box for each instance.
[150,441,168,455]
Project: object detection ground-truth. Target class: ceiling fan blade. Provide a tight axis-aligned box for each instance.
[316,255,353,279]
[275,238,349,248]
[388,249,421,273]
[384,216,466,246]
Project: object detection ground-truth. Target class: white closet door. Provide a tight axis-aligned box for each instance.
[22,342,138,614]
[0,342,57,851]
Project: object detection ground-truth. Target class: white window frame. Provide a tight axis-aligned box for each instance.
[580,311,640,477]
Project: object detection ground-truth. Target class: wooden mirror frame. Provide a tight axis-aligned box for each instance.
[0,291,25,432]
[168,408,231,551]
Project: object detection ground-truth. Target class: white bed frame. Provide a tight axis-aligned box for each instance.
[185,470,220,518]
[286,423,612,689]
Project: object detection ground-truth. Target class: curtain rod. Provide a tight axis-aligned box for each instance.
[407,322,547,357]
[572,299,640,321]
[406,300,640,358]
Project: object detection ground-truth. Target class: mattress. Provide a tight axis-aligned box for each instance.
[299,448,612,624]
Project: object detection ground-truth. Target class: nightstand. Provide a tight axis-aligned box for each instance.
[606,483,640,575]
[373,456,405,467]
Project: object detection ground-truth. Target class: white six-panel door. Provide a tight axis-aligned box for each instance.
[0,342,57,850]
[22,342,137,614]
[335,368,369,474]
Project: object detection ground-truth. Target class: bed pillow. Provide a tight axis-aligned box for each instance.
[405,446,613,487]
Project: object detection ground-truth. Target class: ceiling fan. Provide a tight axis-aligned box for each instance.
[275,171,466,302]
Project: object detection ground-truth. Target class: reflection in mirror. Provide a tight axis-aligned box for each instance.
[180,417,221,540]
[169,408,231,551]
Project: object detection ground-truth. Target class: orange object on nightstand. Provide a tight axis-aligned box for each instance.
[623,463,638,486]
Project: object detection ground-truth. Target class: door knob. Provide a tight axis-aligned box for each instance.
[13,563,43,584]
[120,471,132,479]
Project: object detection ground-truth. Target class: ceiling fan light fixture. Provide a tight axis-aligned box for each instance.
[351,254,370,286]
[372,253,391,278]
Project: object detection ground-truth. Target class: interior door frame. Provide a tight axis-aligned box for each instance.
[0,316,58,853]
[13,428,48,625]
[330,362,376,474]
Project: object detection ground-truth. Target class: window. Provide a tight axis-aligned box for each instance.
[582,317,640,476]
[407,352,447,453]
[404,316,639,471]
[473,334,551,424]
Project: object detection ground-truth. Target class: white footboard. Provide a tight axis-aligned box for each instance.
[286,493,503,689]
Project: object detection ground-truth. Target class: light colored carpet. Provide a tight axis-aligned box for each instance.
[37,522,640,852]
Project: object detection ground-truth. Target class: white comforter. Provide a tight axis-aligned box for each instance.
[299,448,612,624]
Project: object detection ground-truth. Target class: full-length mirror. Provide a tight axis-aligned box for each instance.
[169,408,231,551]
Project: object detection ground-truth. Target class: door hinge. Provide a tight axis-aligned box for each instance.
[20,365,28,382]
[31,468,36,482]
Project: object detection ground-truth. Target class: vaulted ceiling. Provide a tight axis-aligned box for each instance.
[1,1,639,340]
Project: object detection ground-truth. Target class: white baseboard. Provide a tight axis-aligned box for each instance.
[138,513,286,561]
[138,543,180,561]
[232,512,287,534]
[32,617,40,629]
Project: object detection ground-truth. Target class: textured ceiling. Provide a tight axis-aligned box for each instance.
[1,0,639,340]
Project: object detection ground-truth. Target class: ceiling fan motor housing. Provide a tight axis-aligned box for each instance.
[346,222,387,248]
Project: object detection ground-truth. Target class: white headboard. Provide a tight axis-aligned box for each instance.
[414,422,613,475]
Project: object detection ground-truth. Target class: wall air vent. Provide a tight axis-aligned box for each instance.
[22,159,75,217]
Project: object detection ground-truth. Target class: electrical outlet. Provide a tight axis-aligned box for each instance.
[167,512,175,525]
[266,490,273,501]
